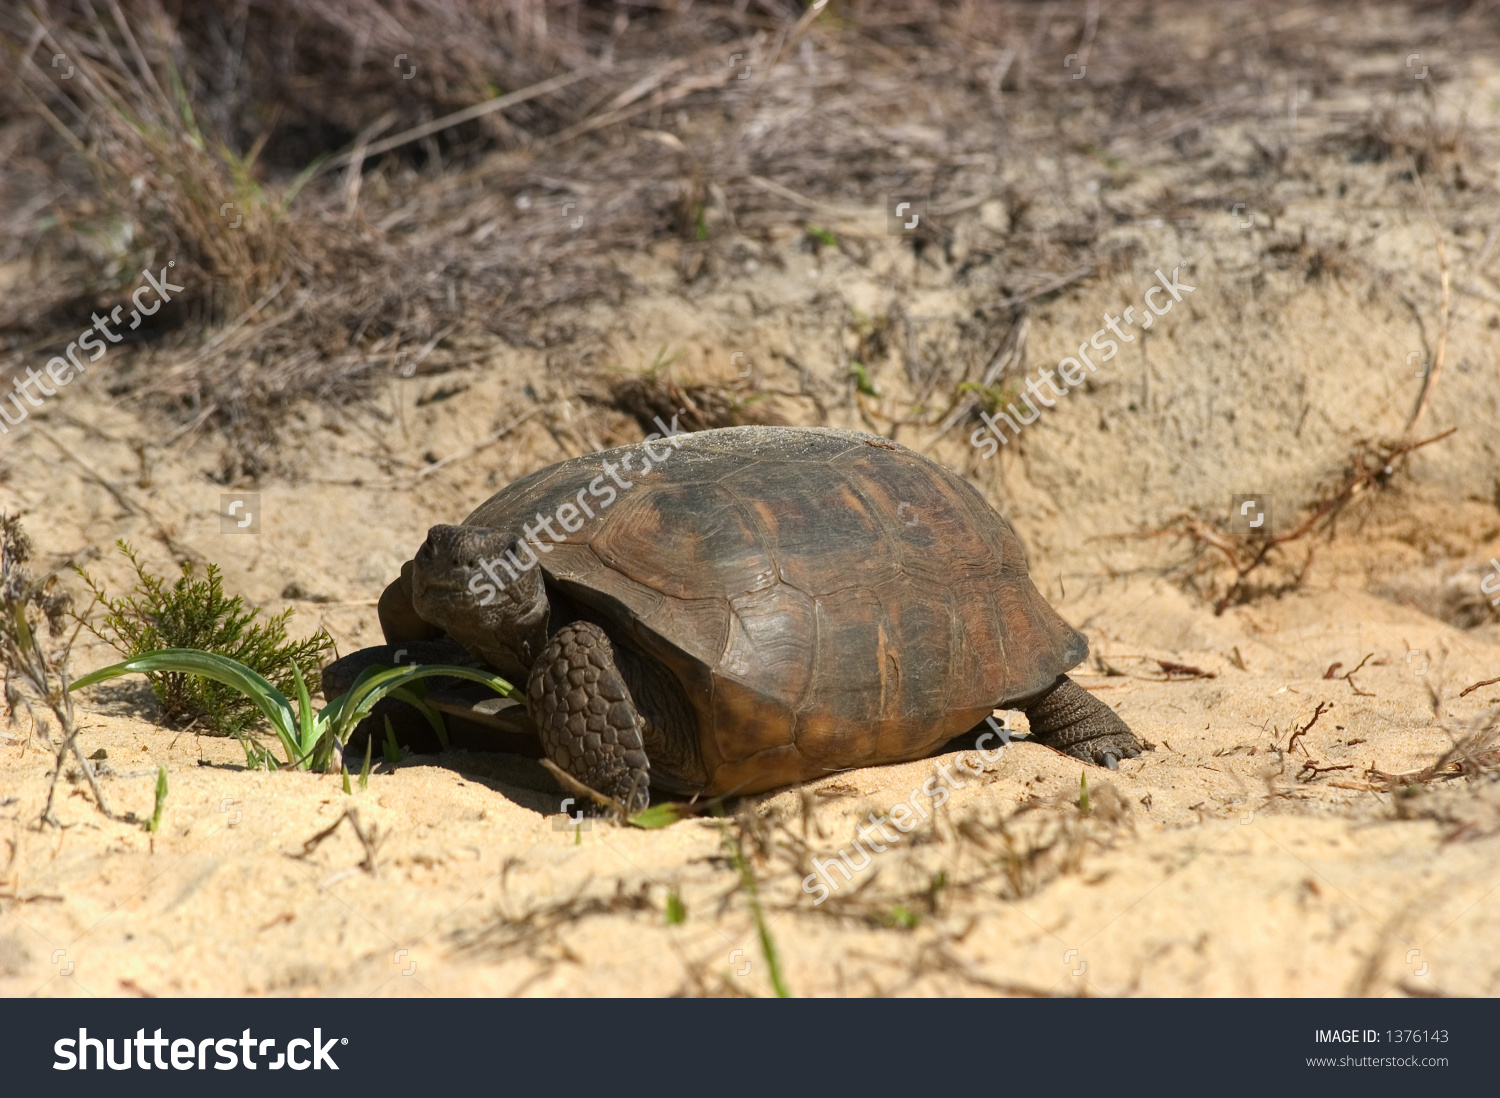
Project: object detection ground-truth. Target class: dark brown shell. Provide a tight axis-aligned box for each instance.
[464,426,1086,795]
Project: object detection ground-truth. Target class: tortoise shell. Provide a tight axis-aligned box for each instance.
[462,425,1086,796]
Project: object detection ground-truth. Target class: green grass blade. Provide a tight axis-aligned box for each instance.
[359,736,373,791]
[279,153,330,213]
[385,685,450,749]
[144,766,168,833]
[71,649,299,757]
[723,826,791,998]
[288,659,318,757]
[331,664,518,745]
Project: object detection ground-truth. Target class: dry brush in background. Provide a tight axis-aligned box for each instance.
[3,0,1492,481]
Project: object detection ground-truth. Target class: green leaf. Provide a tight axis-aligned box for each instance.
[646,345,681,378]
[628,802,686,829]
[358,736,373,791]
[723,826,791,998]
[331,663,517,745]
[71,649,299,757]
[71,648,514,774]
[383,717,401,766]
[144,766,168,833]
[848,361,879,397]
[289,658,318,758]
[665,890,686,925]
[885,904,919,929]
[277,154,329,214]
[385,684,450,749]
[1078,771,1090,814]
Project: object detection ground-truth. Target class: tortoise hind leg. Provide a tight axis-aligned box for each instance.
[1023,676,1151,769]
[528,622,651,813]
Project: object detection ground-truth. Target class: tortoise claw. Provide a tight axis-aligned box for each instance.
[1101,751,1119,770]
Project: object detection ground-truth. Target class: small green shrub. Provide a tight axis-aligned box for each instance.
[78,542,334,738]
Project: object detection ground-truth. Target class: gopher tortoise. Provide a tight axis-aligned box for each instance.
[377,425,1146,811]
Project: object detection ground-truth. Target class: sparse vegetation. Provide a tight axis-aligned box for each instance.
[0,514,114,826]
[78,542,334,739]
[1150,431,1456,614]
[723,820,791,999]
[70,646,517,773]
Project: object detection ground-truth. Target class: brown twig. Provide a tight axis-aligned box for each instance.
[1342,653,1376,697]
[1299,760,1354,780]
[539,758,624,817]
[295,807,379,876]
[1458,676,1499,698]
[1367,713,1499,787]
[1405,164,1450,435]
[35,428,205,566]
[316,68,601,176]
[1285,701,1330,757]
[1153,430,1456,614]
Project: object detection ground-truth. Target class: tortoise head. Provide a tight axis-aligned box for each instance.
[409,524,550,680]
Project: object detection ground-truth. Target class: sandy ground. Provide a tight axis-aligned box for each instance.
[2,368,1497,997]
[2,580,1498,998]
[3,2,1500,998]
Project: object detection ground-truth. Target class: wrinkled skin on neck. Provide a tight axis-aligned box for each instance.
[409,524,550,682]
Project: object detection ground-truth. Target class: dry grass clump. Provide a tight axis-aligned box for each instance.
[592,371,786,435]
[0,513,114,825]
[1377,703,1500,841]
[6,3,295,319]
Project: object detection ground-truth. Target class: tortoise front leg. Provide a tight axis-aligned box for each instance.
[1023,675,1151,769]
[528,621,651,813]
